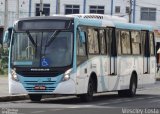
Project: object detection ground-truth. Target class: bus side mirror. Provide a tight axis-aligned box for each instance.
[3,31,9,46]
[3,27,12,47]
[3,31,9,51]
[3,31,8,42]
[79,31,85,43]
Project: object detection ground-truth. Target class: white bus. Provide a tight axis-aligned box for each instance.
[8,14,156,102]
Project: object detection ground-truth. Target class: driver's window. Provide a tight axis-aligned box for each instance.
[77,31,87,65]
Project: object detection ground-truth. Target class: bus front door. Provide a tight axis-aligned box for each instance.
[107,28,118,91]
[143,31,150,74]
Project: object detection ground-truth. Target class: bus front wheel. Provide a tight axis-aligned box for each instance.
[79,78,94,102]
[29,94,42,102]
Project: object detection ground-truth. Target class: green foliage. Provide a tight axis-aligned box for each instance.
[0,45,9,75]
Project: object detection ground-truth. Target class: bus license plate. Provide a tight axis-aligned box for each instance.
[34,86,46,90]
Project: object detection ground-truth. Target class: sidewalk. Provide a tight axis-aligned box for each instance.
[0,76,9,96]
[0,75,28,102]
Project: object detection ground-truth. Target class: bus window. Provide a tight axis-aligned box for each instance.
[106,28,113,55]
[120,31,131,55]
[3,27,13,47]
[77,31,87,65]
[131,31,141,55]
[150,32,155,56]
[99,29,106,54]
[116,30,121,55]
[87,28,99,54]
[142,31,150,57]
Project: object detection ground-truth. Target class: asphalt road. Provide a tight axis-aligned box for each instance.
[1,82,160,114]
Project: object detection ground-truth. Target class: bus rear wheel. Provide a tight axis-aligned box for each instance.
[128,76,137,97]
[79,78,94,102]
[29,94,42,102]
[118,76,137,97]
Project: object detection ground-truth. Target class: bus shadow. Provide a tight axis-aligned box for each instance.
[29,93,160,108]
[29,93,149,104]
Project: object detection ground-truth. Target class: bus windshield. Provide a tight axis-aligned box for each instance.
[11,31,73,68]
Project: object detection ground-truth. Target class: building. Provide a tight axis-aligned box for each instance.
[0,0,159,32]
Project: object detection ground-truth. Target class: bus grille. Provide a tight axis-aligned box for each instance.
[23,80,56,93]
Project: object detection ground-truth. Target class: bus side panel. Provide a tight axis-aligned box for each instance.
[136,56,143,89]
[150,56,156,78]
[118,56,134,90]
[76,56,103,94]
[88,56,101,92]
[97,56,109,92]
[142,56,156,87]
[76,62,89,94]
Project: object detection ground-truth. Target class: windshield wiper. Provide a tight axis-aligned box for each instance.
[45,30,60,47]
[26,30,37,47]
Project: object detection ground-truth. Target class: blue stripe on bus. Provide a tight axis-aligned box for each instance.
[114,22,153,31]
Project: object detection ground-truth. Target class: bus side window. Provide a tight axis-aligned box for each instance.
[99,29,107,54]
[141,31,146,56]
[116,30,121,55]
[106,28,112,55]
[150,32,155,56]
[131,31,141,55]
[120,30,131,55]
[87,28,99,54]
[77,31,87,65]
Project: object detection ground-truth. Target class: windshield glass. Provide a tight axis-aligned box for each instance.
[11,31,73,67]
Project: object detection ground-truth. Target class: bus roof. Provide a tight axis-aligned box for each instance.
[75,18,115,27]
[69,14,128,23]
[14,14,153,31]
[69,14,153,31]
[15,15,74,22]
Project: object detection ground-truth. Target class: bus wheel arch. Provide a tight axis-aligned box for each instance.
[78,72,98,102]
[118,71,138,97]
[89,72,98,93]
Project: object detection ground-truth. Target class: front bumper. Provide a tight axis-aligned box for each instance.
[9,74,76,95]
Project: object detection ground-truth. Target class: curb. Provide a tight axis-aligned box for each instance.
[0,94,29,102]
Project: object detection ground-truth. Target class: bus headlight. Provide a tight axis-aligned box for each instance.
[11,69,19,82]
[62,69,72,81]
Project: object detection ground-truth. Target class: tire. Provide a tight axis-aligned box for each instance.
[29,94,42,102]
[79,78,94,102]
[118,76,137,97]
[128,77,137,97]
[118,90,126,97]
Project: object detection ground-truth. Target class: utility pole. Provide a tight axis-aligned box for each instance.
[40,0,43,16]
[83,0,86,14]
[133,0,136,23]
[111,0,113,15]
[57,0,60,14]
[16,0,19,19]
[4,0,8,30]
[29,0,32,17]
[129,0,133,23]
